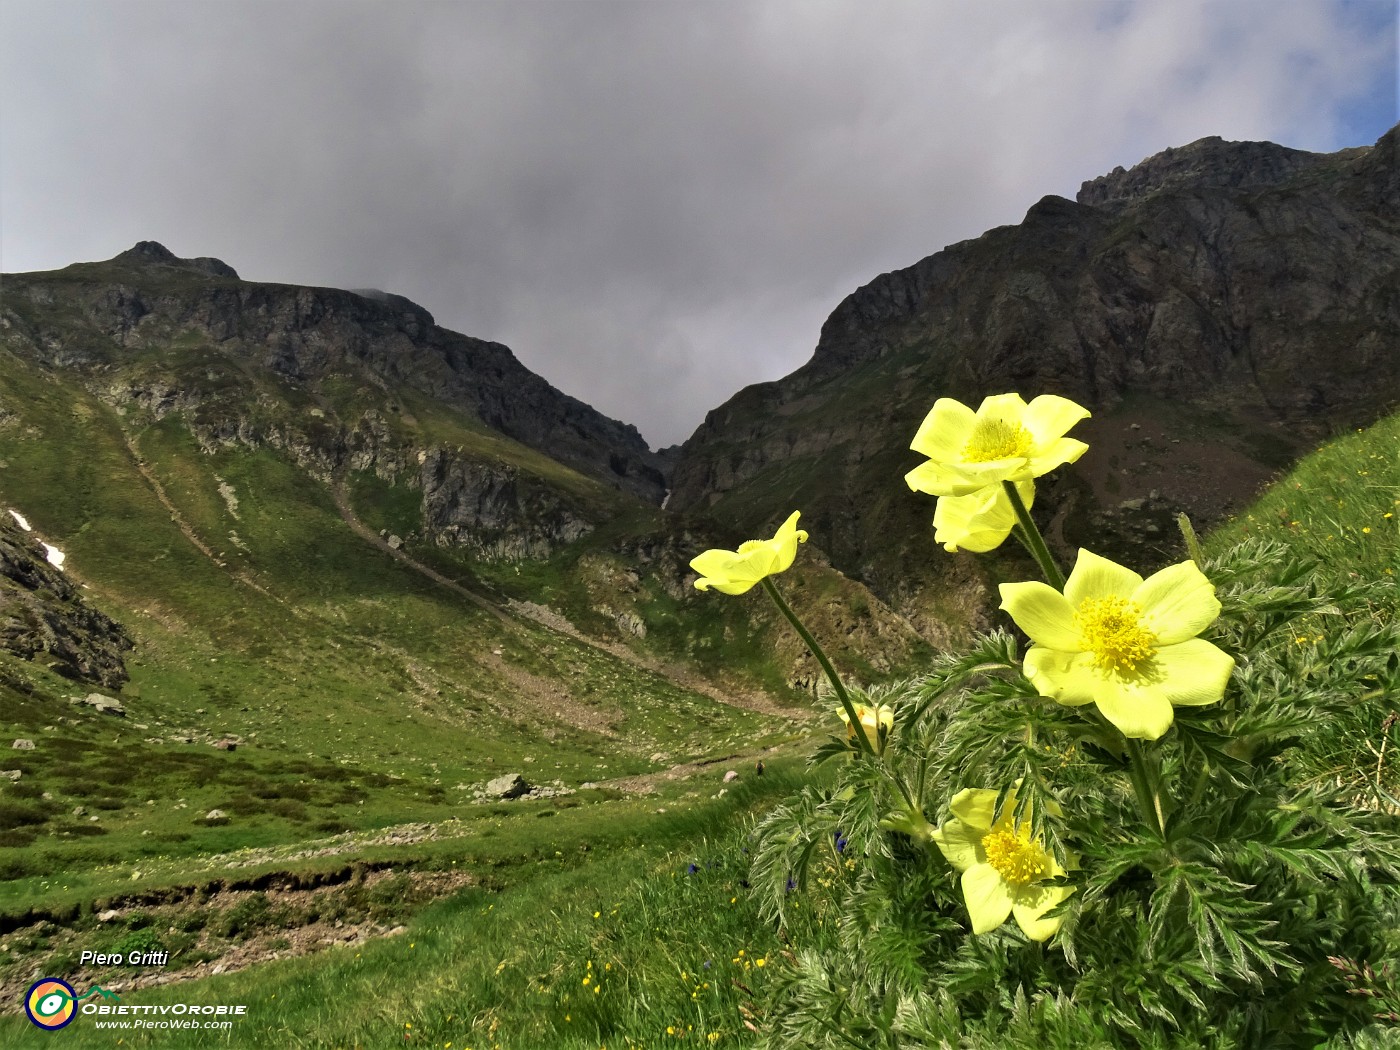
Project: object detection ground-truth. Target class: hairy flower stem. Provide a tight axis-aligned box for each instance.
[1003,481,1173,841]
[760,577,875,756]
[1003,481,1066,591]
[759,581,926,823]
[1124,738,1168,841]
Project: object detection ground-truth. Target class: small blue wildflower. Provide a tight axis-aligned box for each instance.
[687,863,699,875]
[834,829,849,854]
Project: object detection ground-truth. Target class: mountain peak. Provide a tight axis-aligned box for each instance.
[1076,135,1363,209]
[113,241,240,279]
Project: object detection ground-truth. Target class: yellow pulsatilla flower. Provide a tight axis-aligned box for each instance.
[905,393,1090,497]
[999,549,1235,740]
[838,702,893,753]
[690,511,808,595]
[932,479,1034,552]
[932,785,1074,941]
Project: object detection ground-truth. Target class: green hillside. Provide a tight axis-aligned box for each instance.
[3,408,1392,1049]
[0,345,801,898]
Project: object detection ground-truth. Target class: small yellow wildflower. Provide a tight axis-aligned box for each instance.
[838,702,894,753]
[905,392,1090,497]
[1000,549,1234,739]
[930,479,1035,553]
[932,783,1075,940]
[690,511,808,594]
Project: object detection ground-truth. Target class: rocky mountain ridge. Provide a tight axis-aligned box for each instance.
[3,242,667,505]
[1075,134,1372,209]
[668,125,1398,635]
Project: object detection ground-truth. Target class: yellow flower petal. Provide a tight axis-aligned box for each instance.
[1064,548,1143,605]
[910,398,977,460]
[690,550,761,595]
[974,392,1031,424]
[1021,395,1092,446]
[904,460,982,498]
[948,457,1035,490]
[930,817,982,873]
[689,511,807,594]
[948,786,999,829]
[1092,678,1176,740]
[961,863,1015,934]
[999,581,1081,650]
[1151,639,1234,707]
[1023,647,1099,706]
[1010,882,1075,941]
[1133,561,1222,645]
[934,481,1032,553]
[1026,436,1090,478]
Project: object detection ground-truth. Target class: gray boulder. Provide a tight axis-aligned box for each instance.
[485,773,532,800]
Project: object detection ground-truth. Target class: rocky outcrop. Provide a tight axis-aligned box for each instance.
[669,126,1400,637]
[114,240,240,279]
[1075,136,1368,209]
[0,516,133,688]
[1,243,667,503]
[418,451,594,561]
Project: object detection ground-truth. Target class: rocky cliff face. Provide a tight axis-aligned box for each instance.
[669,126,1399,638]
[0,515,132,688]
[418,451,593,561]
[1,243,676,566]
[1,243,667,504]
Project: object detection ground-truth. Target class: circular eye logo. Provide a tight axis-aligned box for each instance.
[25,978,78,1030]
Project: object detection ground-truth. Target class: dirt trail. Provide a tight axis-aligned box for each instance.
[328,481,515,625]
[119,429,281,601]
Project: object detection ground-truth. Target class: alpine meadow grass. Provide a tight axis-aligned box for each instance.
[2,411,1394,1050]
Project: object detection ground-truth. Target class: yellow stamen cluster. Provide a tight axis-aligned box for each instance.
[963,418,1034,463]
[1076,596,1156,674]
[980,821,1051,887]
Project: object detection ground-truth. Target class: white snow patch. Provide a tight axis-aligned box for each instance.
[660,489,672,511]
[8,509,31,531]
[42,543,66,569]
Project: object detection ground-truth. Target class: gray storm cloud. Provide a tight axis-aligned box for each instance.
[1,0,1394,447]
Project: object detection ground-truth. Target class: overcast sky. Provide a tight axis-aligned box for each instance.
[2,2,1395,448]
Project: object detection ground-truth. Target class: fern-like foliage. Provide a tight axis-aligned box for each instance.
[746,537,1400,1048]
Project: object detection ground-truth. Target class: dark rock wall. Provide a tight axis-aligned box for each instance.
[0,517,132,688]
[672,127,1399,515]
[1,248,667,504]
